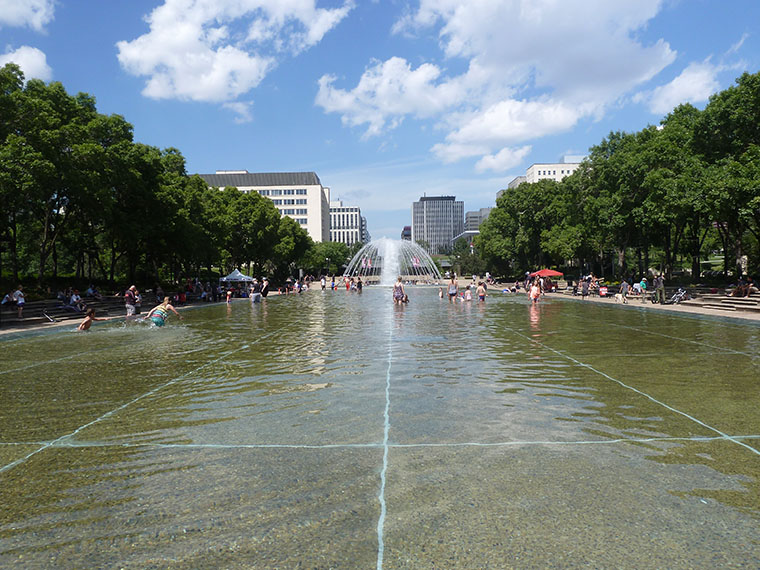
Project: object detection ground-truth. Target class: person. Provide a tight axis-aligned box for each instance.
[77,308,104,331]
[356,277,363,292]
[639,277,648,303]
[330,276,335,290]
[2,291,13,305]
[69,289,86,311]
[464,285,473,301]
[581,278,589,299]
[477,281,486,302]
[12,285,25,318]
[250,278,262,303]
[226,288,232,303]
[144,296,183,327]
[654,274,666,304]
[619,279,629,304]
[529,280,541,303]
[321,275,326,290]
[447,277,458,303]
[438,287,444,299]
[261,277,270,298]
[393,276,405,304]
[125,285,137,317]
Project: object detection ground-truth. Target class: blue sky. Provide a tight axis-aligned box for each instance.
[2,0,759,239]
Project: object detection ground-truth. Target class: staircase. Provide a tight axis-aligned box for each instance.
[681,294,760,314]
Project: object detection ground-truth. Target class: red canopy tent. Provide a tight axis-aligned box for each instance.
[529,269,564,277]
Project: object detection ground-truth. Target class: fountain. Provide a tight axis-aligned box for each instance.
[343,238,442,286]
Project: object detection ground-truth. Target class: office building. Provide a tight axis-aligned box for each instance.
[465,208,492,232]
[525,156,584,184]
[197,170,330,242]
[411,196,464,254]
[329,200,365,246]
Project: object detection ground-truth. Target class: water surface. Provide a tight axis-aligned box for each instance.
[1,288,758,568]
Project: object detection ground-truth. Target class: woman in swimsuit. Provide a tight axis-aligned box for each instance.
[144,297,183,327]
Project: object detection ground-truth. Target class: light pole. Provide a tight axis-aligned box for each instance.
[325,257,330,275]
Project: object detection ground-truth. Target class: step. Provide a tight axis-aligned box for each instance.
[702,303,736,311]
[720,298,759,307]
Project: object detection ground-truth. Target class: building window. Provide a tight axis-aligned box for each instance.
[296,209,307,215]
[284,189,295,195]
[297,218,307,224]
[272,199,282,205]
[271,189,282,196]
[296,189,307,195]
[296,199,306,205]
[284,199,295,205]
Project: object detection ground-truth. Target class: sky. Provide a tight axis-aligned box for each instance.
[1,0,759,239]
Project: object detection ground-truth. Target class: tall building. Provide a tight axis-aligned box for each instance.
[401,226,411,241]
[411,196,464,254]
[361,217,371,243]
[197,170,330,242]
[329,200,364,246]
[465,207,492,232]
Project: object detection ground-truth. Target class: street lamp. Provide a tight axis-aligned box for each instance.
[325,257,330,275]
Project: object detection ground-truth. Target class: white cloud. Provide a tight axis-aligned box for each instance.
[117,0,352,106]
[475,145,532,173]
[316,57,466,137]
[0,46,52,81]
[317,0,677,172]
[0,0,55,31]
[223,101,254,123]
[637,60,721,114]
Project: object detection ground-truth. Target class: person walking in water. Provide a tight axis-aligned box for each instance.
[529,279,541,303]
[144,297,183,327]
[447,277,458,303]
[393,276,405,304]
[476,281,487,302]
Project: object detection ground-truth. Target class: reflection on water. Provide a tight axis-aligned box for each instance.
[0,288,759,566]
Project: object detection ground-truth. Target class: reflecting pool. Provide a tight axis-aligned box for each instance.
[1,288,759,568]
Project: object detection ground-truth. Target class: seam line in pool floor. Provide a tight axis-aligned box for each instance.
[507,326,760,458]
[0,332,283,475]
[2,434,758,451]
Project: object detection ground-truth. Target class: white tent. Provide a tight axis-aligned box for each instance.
[219,269,254,283]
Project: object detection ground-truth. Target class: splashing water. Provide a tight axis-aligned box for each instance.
[343,238,442,286]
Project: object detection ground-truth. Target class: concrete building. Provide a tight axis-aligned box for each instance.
[198,170,330,242]
[329,200,364,246]
[465,207,492,232]
[525,156,584,184]
[361,217,371,243]
[507,175,527,189]
[401,225,411,241]
[411,195,464,254]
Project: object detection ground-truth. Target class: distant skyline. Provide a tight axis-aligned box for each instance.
[2,1,759,239]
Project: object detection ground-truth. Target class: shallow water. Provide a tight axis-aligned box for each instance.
[1,289,759,568]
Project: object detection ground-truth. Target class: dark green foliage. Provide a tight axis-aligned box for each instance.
[0,64,315,291]
[477,72,760,280]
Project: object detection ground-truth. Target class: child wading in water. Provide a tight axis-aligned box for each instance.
[78,309,104,331]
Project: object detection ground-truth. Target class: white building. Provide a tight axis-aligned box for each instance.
[329,200,365,246]
[525,156,584,184]
[198,170,330,242]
